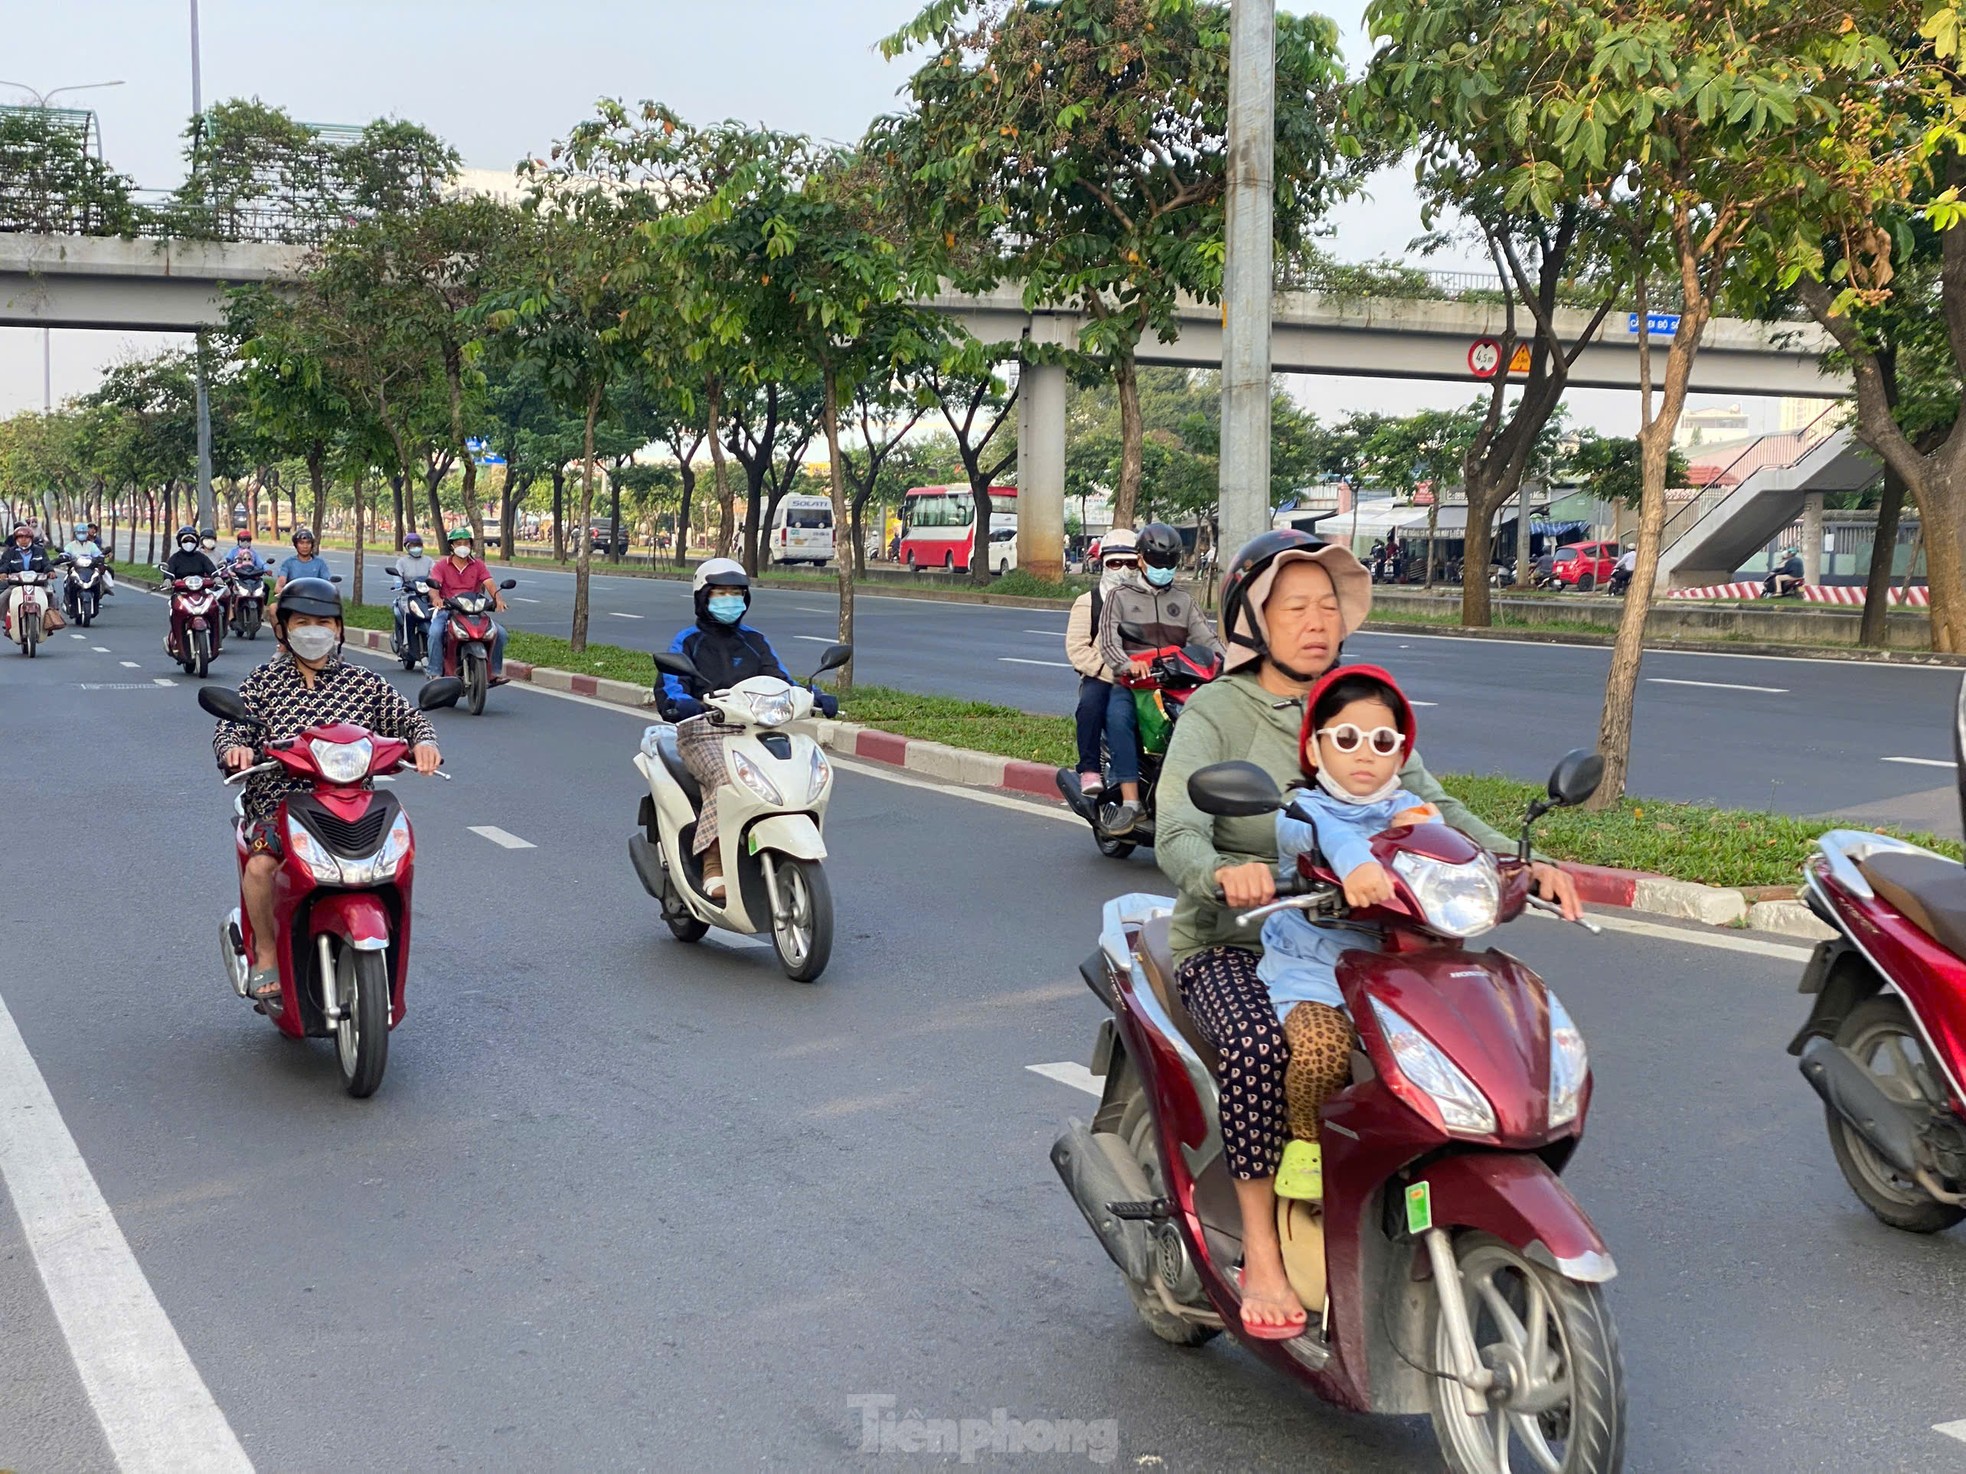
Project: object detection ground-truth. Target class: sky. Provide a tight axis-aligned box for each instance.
[0,0,1799,438]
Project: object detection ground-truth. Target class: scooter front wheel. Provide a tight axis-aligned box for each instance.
[191,629,211,679]
[464,652,487,715]
[1428,1234,1626,1474]
[769,855,832,983]
[333,945,391,1098]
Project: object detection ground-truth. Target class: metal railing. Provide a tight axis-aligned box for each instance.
[1661,402,1851,552]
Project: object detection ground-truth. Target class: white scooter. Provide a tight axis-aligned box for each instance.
[629,642,851,983]
[3,569,51,657]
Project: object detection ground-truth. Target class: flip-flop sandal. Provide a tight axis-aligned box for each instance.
[1234,1267,1309,1341]
[248,970,283,1005]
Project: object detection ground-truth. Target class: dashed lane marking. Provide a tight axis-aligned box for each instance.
[1885,756,1956,769]
[1935,1420,1966,1444]
[0,985,253,1472]
[152,678,176,687]
[468,825,536,850]
[1646,677,1789,694]
[793,635,835,643]
[607,611,644,619]
[91,645,110,652]
[119,662,141,668]
[1027,1062,1101,1097]
[513,597,541,604]
[1000,657,1075,669]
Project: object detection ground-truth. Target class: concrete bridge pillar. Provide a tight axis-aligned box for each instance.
[1016,357,1067,583]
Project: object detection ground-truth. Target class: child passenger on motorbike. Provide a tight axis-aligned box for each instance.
[1259,664,1441,1203]
[655,558,835,902]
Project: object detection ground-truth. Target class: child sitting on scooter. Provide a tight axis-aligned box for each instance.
[1260,664,1439,1203]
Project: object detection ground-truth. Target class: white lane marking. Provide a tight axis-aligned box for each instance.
[469,825,536,850]
[1027,1061,1101,1097]
[795,606,831,614]
[91,645,111,652]
[1884,756,1957,769]
[152,678,176,687]
[1935,1420,1966,1444]
[120,660,141,668]
[1645,677,1789,694]
[0,986,253,1472]
[1410,700,1439,707]
[1523,905,1814,962]
[1024,628,1069,637]
[1000,657,1075,668]
[793,635,836,644]
[70,633,87,640]
[607,611,644,619]
[827,754,1081,825]
[514,597,541,604]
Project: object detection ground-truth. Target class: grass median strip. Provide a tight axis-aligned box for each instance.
[343,602,1963,888]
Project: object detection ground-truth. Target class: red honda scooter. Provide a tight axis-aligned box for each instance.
[1053,751,1625,1474]
[198,680,459,1097]
[438,578,517,716]
[163,571,223,676]
[1791,675,1966,1232]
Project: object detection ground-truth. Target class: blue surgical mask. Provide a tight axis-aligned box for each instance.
[706,595,746,626]
[1144,564,1177,589]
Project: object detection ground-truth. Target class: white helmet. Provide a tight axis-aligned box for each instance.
[691,557,749,594]
[1100,528,1139,564]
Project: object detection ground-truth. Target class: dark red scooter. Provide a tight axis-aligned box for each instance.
[198,680,459,1097]
[1792,675,1966,1233]
[438,578,517,716]
[1053,751,1625,1474]
[164,571,223,677]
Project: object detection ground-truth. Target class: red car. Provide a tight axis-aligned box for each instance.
[1550,540,1619,591]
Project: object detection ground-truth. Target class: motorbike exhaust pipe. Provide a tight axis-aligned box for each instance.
[1050,1123,1157,1284]
[1799,1036,1925,1178]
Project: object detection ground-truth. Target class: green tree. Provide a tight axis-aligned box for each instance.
[1565,431,1688,510]
[879,0,1348,526]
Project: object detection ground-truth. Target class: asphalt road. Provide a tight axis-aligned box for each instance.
[326,550,1965,838]
[4,589,1966,1472]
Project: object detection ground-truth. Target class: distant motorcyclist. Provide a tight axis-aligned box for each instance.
[274,528,330,595]
[3,521,58,638]
[1765,545,1804,598]
[1093,523,1221,834]
[211,577,441,1004]
[225,529,268,577]
[59,523,105,619]
[1065,529,1138,796]
[1609,541,1638,595]
[427,527,510,683]
[85,522,116,595]
[655,558,826,901]
[391,533,436,597]
[164,526,219,581]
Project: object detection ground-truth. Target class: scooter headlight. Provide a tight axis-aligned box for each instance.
[337,811,412,886]
[728,748,785,805]
[1546,987,1589,1128]
[285,818,343,885]
[745,689,796,728]
[309,737,374,786]
[806,745,831,802]
[1368,997,1497,1136]
[1390,850,1501,939]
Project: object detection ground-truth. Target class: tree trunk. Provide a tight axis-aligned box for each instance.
[352,474,366,608]
[551,464,566,562]
[609,470,624,565]
[1919,477,1963,653]
[424,466,446,542]
[707,376,733,565]
[143,489,157,564]
[1111,348,1143,528]
[267,467,282,542]
[1460,483,1497,626]
[391,475,405,550]
[1424,501,1439,587]
[824,367,855,691]
[1861,466,1906,649]
[307,447,327,537]
[675,460,697,567]
[571,387,601,653]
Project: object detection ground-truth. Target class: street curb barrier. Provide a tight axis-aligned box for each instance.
[343,628,1835,945]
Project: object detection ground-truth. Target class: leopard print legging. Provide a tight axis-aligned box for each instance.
[1283,1002,1357,1143]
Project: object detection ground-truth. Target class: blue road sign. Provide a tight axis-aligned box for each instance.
[1627,312,1681,336]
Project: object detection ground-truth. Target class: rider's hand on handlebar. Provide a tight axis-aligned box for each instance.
[1128,657,1155,678]
[221,746,258,772]
[1215,862,1276,909]
[410,743,443,776]
[1341,860,1395,909]
[1530,862,1582,921]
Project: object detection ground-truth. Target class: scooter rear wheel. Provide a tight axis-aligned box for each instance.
[333,945,391,1098]
[1116,1080,1219,1347]
[1429,1234,1625,1474]
[1826,995,1966,1232]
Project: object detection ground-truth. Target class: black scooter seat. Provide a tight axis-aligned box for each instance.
[653,725,703,811]
[1862,851,1966,962]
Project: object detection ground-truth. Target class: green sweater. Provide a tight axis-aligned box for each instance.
[1156,671,1520,968]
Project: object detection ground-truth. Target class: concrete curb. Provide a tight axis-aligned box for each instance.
[344,628,1837,945]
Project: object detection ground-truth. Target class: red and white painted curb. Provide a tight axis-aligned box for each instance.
[356,628,1833,945]
[1667,581,1929,607]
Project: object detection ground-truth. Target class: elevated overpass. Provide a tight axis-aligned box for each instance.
[2,233,1851,580]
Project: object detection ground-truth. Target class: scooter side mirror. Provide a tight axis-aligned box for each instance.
[812,642,852,675]
[417,677,464,711]
[1545,748,1605,809]
[197,686,259,725]
[330,575,343,584]
[653,650,703,684]
[1187,761,1285,818]
[498,579,517,590]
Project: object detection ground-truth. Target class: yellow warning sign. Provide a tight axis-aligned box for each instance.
[1508,343,1533,374]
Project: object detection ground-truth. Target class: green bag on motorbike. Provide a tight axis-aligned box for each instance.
[1134,686,1173,758]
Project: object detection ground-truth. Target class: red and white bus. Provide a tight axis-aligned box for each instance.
[895,485,1017,573]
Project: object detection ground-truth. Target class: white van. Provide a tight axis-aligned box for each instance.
[769,495,836,567]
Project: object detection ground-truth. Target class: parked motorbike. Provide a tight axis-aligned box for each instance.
[229,568,268,639]
[1051,749,1624,1474]
[198,679,462,1097]
[1055,643,1220,860]
[3,568,51,657]
[1790,675,1966,1232]
[162,570,222,677]
[392,577,437,671]
[1607,566,1633,598]
[437,579,518,714]
[63,554,107,626]
[629,642,851,982]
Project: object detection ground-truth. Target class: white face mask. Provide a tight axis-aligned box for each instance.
[1099,563,1137,593]
[1314,765,1404,807]
[285,624,338,662]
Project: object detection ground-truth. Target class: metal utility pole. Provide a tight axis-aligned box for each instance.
[191,0,216,532]
[1217,0,1276,574]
